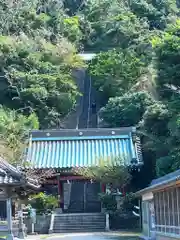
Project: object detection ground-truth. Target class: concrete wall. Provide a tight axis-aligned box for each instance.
[156,233,180,240]
[24,215,51,234]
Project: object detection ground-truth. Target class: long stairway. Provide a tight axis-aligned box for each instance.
[52,213,106,233]
[53,63,105,234]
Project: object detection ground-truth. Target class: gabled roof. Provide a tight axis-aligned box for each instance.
[25,127,143,169]
[0,157,39,190]
[136,169,180,196]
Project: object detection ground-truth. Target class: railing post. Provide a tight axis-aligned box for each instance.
[105,213,110,231]
[18,200,26,239]
[6,198,14,240]
[49,213,55,234]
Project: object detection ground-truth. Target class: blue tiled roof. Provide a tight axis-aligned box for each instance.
[25,128,142,169]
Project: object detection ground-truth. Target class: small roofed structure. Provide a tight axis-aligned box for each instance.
[136,169,180,240]
[0,157,40,240]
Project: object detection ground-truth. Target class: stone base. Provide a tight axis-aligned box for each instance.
[28,232,38,235]
[6,234,14,240]
[55,208,62,214]
[49,229,53,234]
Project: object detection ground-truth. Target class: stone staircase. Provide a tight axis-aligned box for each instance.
[51,213,106,233]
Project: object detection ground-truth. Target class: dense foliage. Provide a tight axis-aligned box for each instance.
[0,106,39,164]
[0,0,84,163]
[74,157,131,188]
[0,0,180,182]
[28,192,59,214]
[0,35,83,128]
[87,0,180,180]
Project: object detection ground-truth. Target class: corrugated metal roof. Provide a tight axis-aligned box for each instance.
[26,129,143,169]
[150,169,180,186]
[136,169,180,196]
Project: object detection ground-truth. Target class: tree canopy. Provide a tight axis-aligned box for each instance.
[87,0,180,180]
[0,0,180,182]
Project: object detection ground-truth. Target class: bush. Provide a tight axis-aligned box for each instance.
[28,192,59,214]
[98,193,117,212]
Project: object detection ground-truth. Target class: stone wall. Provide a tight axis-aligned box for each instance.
[109,213,140,230]
[24,215,51,234]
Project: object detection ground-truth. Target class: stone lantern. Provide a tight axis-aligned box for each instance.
[112,189,123,210]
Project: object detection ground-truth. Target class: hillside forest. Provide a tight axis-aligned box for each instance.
[0,0,180,188]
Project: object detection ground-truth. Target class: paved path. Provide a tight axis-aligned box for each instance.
[28,232,139,240]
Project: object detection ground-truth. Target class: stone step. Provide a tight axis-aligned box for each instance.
[54,219,105,223]
[54,218,105,221]
[53,224,106,228]
[53,228,105,233]
[54,213,105,217]
[54,223,105,228]
[52,213,106,233]
[54,223,105,226]
[53,227,105,231]
[54,217,105,222]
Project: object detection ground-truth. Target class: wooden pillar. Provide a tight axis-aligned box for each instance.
[83,182,87,212]
[57,175,62,208]
[122,186,126,196]
[57,178,61,195]
[101,183,106,193]
[6,197,13,240]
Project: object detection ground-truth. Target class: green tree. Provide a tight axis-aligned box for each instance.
[0,106,39,164]
[129,0,178,30]
[0,0,83,47]
[28,192,59,214]
[100,91,154,127]
[74,157,131,189]
[0,35,84,128]
[147,20,180,175]
[89,49,146,101]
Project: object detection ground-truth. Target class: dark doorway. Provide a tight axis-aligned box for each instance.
[64,181,101,213]
[0,201,6,218]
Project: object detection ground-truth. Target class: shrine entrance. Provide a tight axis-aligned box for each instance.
[63,180,101,213]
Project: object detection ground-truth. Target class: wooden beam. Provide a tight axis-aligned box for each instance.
[46,176,88,184]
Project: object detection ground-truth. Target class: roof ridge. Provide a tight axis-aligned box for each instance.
[30,127,136,139]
